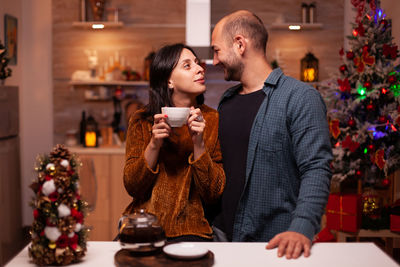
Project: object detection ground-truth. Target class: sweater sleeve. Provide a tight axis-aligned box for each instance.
[287,87,333,240]
[123,118,159,201]
[188,112,226,204]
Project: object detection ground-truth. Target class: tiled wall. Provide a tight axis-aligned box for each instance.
[53,0,343,144]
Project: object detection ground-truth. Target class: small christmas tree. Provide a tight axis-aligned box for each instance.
[29,145,88,265]
[326,0,400,191]
[0,41,12,83]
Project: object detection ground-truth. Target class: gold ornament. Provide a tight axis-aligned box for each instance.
[48,242,56,249]
[362,189,381,217]
[49,165,56,176]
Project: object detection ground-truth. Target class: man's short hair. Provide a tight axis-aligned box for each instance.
[223,12,268,53]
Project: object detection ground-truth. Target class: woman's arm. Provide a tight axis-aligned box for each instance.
[189,111,225,204]
[123,116,170,200]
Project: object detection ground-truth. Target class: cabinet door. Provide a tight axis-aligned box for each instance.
[110,154,131,239]
[78,154,111,241]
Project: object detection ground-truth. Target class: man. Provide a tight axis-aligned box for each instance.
[211,10,332,259]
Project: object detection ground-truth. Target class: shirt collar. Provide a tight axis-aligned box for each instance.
[219,68,284,105]
[264,68,283,87]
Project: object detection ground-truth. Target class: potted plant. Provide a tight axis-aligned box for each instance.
[0,41,12,85]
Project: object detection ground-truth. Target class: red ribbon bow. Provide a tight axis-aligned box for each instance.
[342,135,360,153]
[354,50,375,73]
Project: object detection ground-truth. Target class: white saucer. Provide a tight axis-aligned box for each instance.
[163,243,209,260]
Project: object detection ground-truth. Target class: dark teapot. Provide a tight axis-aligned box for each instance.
[118,209,166,253]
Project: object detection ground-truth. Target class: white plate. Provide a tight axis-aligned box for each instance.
[163,243,209,260]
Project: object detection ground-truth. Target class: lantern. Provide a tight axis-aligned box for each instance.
[84,115,98,147]
[300,52,319,82]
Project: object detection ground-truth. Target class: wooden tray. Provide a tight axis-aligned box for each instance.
[114,248,214,267]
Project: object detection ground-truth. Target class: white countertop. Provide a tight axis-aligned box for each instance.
[5,241,399,267]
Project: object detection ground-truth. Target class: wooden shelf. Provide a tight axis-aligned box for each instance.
[270,23,323,30]
[72,21,124,29]
[69,80,149,86]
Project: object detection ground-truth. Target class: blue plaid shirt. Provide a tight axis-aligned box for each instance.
[218,68,332,241]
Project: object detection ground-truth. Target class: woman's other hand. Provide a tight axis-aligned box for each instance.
[145,114,171,170]
[150,114,171,150]
[188,107,206,159]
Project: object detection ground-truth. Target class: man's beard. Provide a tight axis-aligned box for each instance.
[223,54,243,81]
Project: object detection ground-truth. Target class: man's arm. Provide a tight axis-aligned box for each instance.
[266,86,332,259]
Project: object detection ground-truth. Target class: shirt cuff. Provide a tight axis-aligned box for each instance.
[140,151,159,174]
[287,217,316,241]
[188,150,209,167]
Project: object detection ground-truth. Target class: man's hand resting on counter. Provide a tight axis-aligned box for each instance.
[266,231,311,259]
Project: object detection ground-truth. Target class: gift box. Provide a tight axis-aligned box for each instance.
[326,193,361,233]
[313,227,336,243]
[390,215,400,232]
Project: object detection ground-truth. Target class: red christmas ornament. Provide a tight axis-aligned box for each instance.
[339,65,347,73]
[348,118,356,127]
[367,143,375,152]
[33,209,40,220]
[363,81,372,90]
[388,75,397,84]
[381,178,391,187]
[362,45,369,53]
[56,234,69,248]
[378,115,386,123]
[338,78,351,93]
[366,102,375,111]
[380,19,388,27]
[346,51,355,60]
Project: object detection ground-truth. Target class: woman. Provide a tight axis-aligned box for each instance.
[123,43,225,242]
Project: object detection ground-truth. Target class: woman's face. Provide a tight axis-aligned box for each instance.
[168,48,205,105]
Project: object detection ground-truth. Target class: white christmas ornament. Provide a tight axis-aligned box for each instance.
[46,163,55,170]
[42,180,56,196]
[74,223,82,232]
[44,226,61,241]
[58,204,71,217]
[68,232,75,238]
[60,159,69,168]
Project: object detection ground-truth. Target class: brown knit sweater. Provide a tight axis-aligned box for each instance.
[123,104,225,239]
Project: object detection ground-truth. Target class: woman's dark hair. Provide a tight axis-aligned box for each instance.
[142,43,204,119]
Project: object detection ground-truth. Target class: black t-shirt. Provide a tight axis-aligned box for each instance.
[217,88,265,240]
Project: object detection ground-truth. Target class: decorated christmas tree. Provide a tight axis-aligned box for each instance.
[29,145,88,265]
[0,41,12,83]
[326,0,400,190]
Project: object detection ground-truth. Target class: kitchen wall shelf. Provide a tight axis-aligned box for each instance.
[72,21,124,29]
[270,23,323,30]
[69,80,149,86]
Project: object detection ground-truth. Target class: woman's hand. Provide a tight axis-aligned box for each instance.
[144,114,171,170]
[188,107,206,159]
[149,114,171,150]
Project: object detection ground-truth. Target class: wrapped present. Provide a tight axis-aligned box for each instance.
[390,199,400,232]
[313,227,336,243]
[390,215,400,232]
[326,193,361,233]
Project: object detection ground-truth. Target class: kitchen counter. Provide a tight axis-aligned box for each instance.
[5,241,399,267]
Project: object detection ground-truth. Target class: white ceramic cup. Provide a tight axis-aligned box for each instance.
[161,107,190,127]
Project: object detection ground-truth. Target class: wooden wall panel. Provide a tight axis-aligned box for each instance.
[53,0,344,144]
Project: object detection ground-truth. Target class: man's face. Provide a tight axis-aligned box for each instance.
[211,25,243,81]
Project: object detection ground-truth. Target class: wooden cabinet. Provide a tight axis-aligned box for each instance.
[70,147,130,241]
